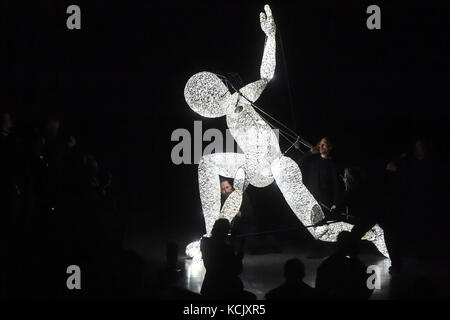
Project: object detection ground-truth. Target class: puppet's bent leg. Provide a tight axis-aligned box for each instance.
[271,156,325,237]
[186,153,246,259]
[199,153,246,235]
[219,190,243,222]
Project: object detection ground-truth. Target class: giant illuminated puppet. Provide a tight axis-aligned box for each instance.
[184,5,388,260]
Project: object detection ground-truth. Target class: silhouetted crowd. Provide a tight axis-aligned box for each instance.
[165,135,450,300]
[296,136,450,271]
[0,111,143,299]
[2,110,449,300]
[170,219,375,300]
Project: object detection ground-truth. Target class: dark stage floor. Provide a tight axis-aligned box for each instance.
[123,214,450,300]
[181,248,392,300]
[182,249,450,300]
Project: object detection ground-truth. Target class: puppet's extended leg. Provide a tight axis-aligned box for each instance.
[270,156,389,258]
[271,156,325,236]
[186,153,246,259]
[313,222,389,258]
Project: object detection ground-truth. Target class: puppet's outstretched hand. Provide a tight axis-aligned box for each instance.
[260,5,276,37]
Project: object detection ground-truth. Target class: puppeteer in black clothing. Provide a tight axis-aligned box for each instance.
[200,219,244,298]
[295,137,341,209]
[220,179,256,236]
[330,168,378,236]
[220,179,261,253]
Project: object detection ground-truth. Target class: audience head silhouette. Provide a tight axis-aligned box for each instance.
[42,117,61,140]
[211,218,230,240]
[414,138,430,160]
[284,258,305,282]
[336,231,359,257]
[1,111,13,135]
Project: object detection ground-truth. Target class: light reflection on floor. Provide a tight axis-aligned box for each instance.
[180,248,392,300]
[183,259,206,295]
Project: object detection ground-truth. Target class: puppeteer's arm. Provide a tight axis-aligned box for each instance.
[238,5,276,103]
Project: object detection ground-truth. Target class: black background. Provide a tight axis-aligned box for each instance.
[2,0,449,245]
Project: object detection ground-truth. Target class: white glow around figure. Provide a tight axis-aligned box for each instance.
[184,5,389,260]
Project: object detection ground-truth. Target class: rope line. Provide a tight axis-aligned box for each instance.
[235,220,341,239]
[215,73,312,150]
[278,28,298,132]
[246,105,302,154]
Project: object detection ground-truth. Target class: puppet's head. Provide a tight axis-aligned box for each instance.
[184,72,238,118]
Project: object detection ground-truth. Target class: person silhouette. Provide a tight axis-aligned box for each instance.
[200,219,254,299]
[315,231,373,300]
[265,258,317,300]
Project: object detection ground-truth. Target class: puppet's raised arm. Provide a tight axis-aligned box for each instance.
[233,5,277,105]
[260,5,276,81]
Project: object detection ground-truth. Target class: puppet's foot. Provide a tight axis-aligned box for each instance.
[185,240,202,261]
[362,224,390,259]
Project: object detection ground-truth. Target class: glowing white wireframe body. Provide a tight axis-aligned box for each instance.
[184,5,389,260]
